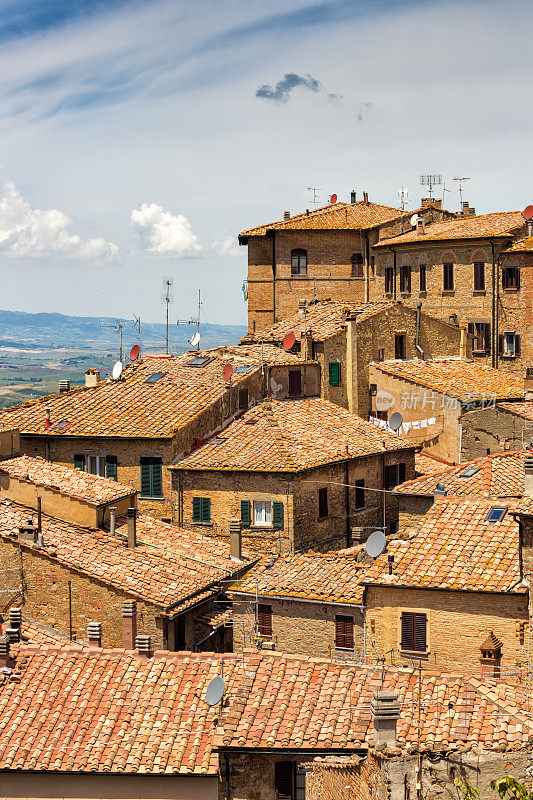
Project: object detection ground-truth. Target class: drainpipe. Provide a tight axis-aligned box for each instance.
[271,231,276,324]
[415,302,424,358]
[364,232,370,303]
[490,239,497,368]
[345,461,351,547]
[387,247,397,300]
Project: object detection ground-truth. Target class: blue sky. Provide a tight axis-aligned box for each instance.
[0,0,532,325]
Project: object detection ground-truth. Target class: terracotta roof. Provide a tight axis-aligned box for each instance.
[415,453,451,476]
[0,349,297,439]
[240,201,403,238]
[362,498,524,593]
[0,499,251,610]
[502,236,533,253]
[497,401,533,420]
[374,211,525,247]
[372,358,524,402]
[173,398,415,473]
[228,549,367,605]
[19,617,82,648]
[0,455,135,506]
[241,300,395,344]
[396,450,529,499]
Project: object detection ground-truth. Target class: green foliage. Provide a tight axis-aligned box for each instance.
[455,778,479,799]
[490,776,533,800]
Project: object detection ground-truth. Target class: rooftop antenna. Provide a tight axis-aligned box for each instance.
[397,187,409,210]
[307,186,321,207]
[100,321,123,362]
[128,315,142,359]
[176,289,202,351]
[453,176,471,209]
[419,174,442,199]
[161,277,174,355]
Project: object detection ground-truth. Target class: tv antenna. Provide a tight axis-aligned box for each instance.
[161,277,174,355]
[420,174,442,199]
[128,315,142,359]
[453,176,471,208]
[100,321,123,362]
[397,187,409,210]
[176,289,202,351]
[307,186,321,207]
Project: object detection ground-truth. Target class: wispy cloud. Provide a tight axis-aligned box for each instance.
[131,203,202,258]
[256,72,320,103]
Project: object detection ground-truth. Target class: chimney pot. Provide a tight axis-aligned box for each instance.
[135,634,152,657]
[127,507,137,548]
[85,369,101,388]
[59,380,70,394]
[283,211,290,221]
[229,519,243,562]
[5,627,20,644]
[350,190,356,204]
[0,636,10,669]
[417,218,425,235]
[122,601,137,650]
[298,299,307,316]
[8,607,22,637]
[109,506,116,536]
[434,482,447,498]
[87,621,102,648]
[371,690,401,745]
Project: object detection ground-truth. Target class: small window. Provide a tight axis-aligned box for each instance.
[186,358,211,367]
[233,365,252,374]
[468,322,491,354]
[355,479,365,509]
[329,362,341,386]
[473,261,485,291]
[385,266,394,294]
[351,252,364,278]
[401,612,427,652]
[141,456,163,498]
[288,369,302,397]
[335,615,354,649]
[499,332,521,358]
[384,462,406,489]
[192,496,211,523]
[400,264,411,294]
[254,500,272,526]
[318,487,328,518]
[459,466,480,478]
[443,262,454,291]
[394,334,405,360]
[257,603,272,637]
[56,420,71,431]
[145,372,166,382]
[419,264,427,293]
[74,454,85,471]
[502,267,520,290]
[291,249,307,276]
[87,455,105,477]
[274,762,293,800]
[487,506,507,523]
[238,387,249,410]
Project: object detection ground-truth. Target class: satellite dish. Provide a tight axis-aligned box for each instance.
[388,411,404,432]
[410,214,419,227]
[282,332,296,351]
[366,530,386,559]
[523,206,533,221]
[206,676,225,706]
[129,344,140,361]
[112,361,123,380]
[330,193,337,204]
[190,331,201,347]
[222,362,234,381]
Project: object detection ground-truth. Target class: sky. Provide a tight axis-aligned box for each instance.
[0,0,532,325]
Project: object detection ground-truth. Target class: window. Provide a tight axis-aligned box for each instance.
[376,348,385,362]
[241,500,251,526]
[329,362,341,386]
[385,266,394,294]
[351,252,364,278]
[192,496,211,523]
[257,603,272,637]
[233,365,252,374]
[468,322,491,354]
[288,369,302,396]
[274,761,294,800]
[443,262,454,291]
[486,506,507,523]
[355,479,365,509]
[400,264,411,294]
[419,264,427,293]
[74,454,85,471]
[401,612,427,652]
[291,249,307,276]
[186,358,211,367]
[238,387,249,409]
[394,334,405,359]
[145,372,166,382]
[473,261,485,291]
[499,332,521,358]
[140,456,163,498]
[105,455,118,481]
[254,500,272,526]
[335,615,354,649]
[318,487,328,518]
[87,455,105,477]
[459,466,480,478]
[384,462,406,489]
[502,267,520,290]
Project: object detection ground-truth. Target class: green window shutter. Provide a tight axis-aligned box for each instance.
[140,457,163,497]
[273,501,284,529]
[151,459,163,497]
[74,454,85,471]
[105,456,118,481]
[192,497,202,522]
[329,362,341,386]
[241,500,251,526]
[140,458,151,496]
[201,497,211,523]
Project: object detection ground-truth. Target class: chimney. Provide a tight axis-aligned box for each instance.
[135,634,152,657]
[363,191,369,205]
[417,218,425,235]
[229,519,243,562]
[433,199,442,210]
[434,482,447,498]
[306,209,310,216]
[0,636,10,669]
[298,299,307,316]
[350,190,356,204]
[371,690,401,745]
[87,621,102,648]
[525,456,533,495]
[480,630,502,678]
[462,201,469,216]
[59,380,70,394]
[460,326,468,359]
[421,198,432,207]
[283,211,290,221]
[109,506,116,536]
[7,608,22,643]
[300,330,313,361]
[85,369,100,388]
[44,408,51,430]
[122,601,138,650]
[127,507,137,548]
[351,526,366,544]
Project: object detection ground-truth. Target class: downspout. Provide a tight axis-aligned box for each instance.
[271,231,276,324]
[225,754,231,800]
[177,473,181,527]
[415,302,424,358]
[364,232,370,303]
[490,239,497,368]
[345,460,351,547]
[387,247,397,300]
[382,448,387,530]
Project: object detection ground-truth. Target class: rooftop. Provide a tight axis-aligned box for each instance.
[173,398,415,473]
[0,455,135,506]
[371,358,524,402]
[396,449,530,499]
[496,401,533,420]
[502,236,533,253]
[374,210,525,247]
[414,452,452,476]
[0,499,251,610]
[240,200,403,239]
[362,497,524,594]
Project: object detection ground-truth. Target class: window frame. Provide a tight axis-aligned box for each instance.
[419,264,427,293]
[257,603,273,637]
[385,266,394,294]
[468,322,491,354]
[399,264,411,294]
[500,331,520,358]
[443,262,454,291]
[394,334,406,360]
[400,611,427,653]
[318,487,328,519]
[502,266,520,290]
[140,456,164,499]
[384,462,406,489]
[335,614,355,650]
[288,369,302,397]
[351,252,364,278]
[192,496,211,523]
[291,249,307,276]
[253,500,272,527]
[86,455,106,477]
[238,387,249,410]
[473,261,486,291]
[355,479,365,509]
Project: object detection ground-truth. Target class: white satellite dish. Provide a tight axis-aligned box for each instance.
[388,412,404,432]
[410,214,419,227]
[112,361,123,381]
[190,331,201,347]
[366,530,386,559]
[206,675,225,706]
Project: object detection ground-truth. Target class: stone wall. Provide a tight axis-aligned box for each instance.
[397,494,434,530]
[461,405,533,461]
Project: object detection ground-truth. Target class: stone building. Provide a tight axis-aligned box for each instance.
[0,346,319,519]
[368,356,524,462]
[461,399,533,460]
[372,210,533,375]
[362,496,529,674]
[242,298,469,419]
[170,397,417,554]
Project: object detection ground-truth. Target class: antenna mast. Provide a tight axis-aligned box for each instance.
[176,289,202,351]
[161,277,174,356]
[129,316,142,358]
[100,322,123,362]
[453,176,471,209]
[419,174,442,199]
[307,186,321,207]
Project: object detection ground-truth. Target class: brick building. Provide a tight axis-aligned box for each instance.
[227,549,367,658]
[242,298,468,418]
[372,210,533,375]
[461,399,533,460]
[362,497,529,674]
[0,347,319,519]
[170,397,417,554]
[368,356,524,462]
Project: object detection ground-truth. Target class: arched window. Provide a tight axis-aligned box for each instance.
[351,252,364,278]
[291,249,307,276]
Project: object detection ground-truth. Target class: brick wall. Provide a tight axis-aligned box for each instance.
[306,755,381,800]
[461,405,533,460]
[397,495,434,530]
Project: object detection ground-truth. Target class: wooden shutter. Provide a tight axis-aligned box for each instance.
[498,334,505,356]
[401,612,426,651]
[483,323,491,353]
[335,615,345,648]
[355,480,365,508]
[140,458,151,496]
[414,614,427,651]
[74,454,85,471]
[201,497,211,523]
[192,497,202,523]
[257,604,272,637]
[105,455,118,481]
[273,501,284,529]
[275,761,294,800]
[401,612,414,650]
[515,335,521,356]
[419,264,426,292]
[241,500,251,526]
[151,459,163,497]
[238,387,248,410]
[329,362,341,386]
[335,615,354,649]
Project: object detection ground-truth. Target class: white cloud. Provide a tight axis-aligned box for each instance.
[210,235,241,258]
[131,202,202,257]
[0,181,118,261]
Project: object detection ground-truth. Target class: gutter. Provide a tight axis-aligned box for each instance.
[490,238,497,368]
[228,589,365,610]
[415,302,424,358]
[362,581,525,596]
